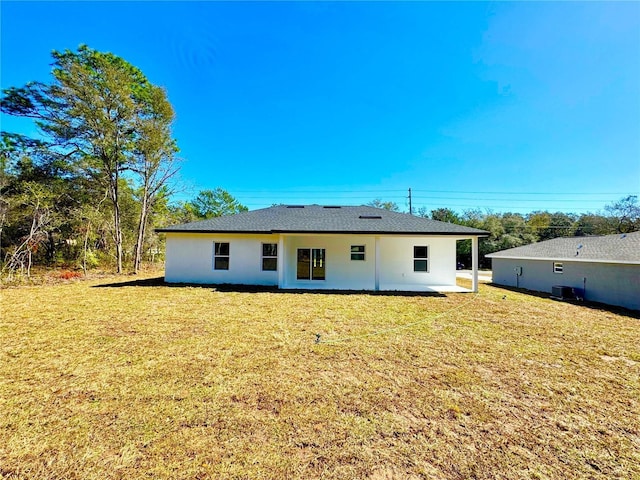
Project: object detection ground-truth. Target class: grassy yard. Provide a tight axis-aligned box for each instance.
[1,274,638,479]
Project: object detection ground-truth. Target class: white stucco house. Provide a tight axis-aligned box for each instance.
[156,205,488,292]
[487,231,640,311]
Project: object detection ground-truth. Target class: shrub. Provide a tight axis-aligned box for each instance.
[58,270,82,280]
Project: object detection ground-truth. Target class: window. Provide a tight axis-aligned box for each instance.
[553,262,563,274]
[213,242,229,270]
[262,243,278,271]
[297,248,325,280]
[414,246,428,272]
[351,245,365,261]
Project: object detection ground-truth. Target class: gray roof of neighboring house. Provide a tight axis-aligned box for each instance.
[486,231,640,265]
[156,205,488,236]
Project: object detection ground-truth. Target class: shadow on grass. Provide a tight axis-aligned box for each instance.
[92,276,448,298]
[490,283,640,319]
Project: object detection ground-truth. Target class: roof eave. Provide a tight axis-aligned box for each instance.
[156,228,489,236]
[271,230,489,236]
[487,255,640,265]
[155,229,274,234]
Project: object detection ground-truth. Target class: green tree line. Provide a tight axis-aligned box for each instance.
[0,46,246,277]
[422,198,640,268]
[372,197,640,268]
[0,132,246,276]
[2,47,637,276]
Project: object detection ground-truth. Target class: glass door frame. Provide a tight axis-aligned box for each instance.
[296,248,326,281]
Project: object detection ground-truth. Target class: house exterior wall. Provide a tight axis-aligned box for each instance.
[165,233,279,285]
[279,234,458,290]
[378,236,457,290]
[165,232,460,291]
[491,258,640,311]
[281,235,376,290]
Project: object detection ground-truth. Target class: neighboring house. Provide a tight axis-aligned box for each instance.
[156,205,488,292]
[487,231,640,311]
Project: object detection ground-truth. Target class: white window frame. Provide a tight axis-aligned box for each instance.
[213,242,230,270]
[553,262,563,274]
[262,243,278,271]
[413,246,429,272]
[351,245,365,261]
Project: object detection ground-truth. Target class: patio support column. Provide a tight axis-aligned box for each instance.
[277,234,285,289]
[374,236,380,291]
[471,236,479,293]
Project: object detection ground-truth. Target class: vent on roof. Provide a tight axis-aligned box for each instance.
[323,206,341,209]
[286,205,305,209]
[359,215,382,219]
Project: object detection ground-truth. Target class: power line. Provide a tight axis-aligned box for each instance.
[218,188,632,196]
[175,193,619,204]
[236,203,607,213]
[169,186,634,213]
[182,195,617,203]
[172,191,632,203]
[410,190,631,196]
[406,197,612,203]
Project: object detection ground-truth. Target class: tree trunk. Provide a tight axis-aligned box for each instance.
[133,187,149,274]
[46,231,55,265]
[110,171,123,274]
[113,201,123,274]
[82,222,90,276]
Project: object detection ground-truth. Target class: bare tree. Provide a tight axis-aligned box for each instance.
[3,183,53,278]
[131,86,180,273]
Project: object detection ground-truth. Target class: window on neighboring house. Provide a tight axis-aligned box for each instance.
[262,243,278,271]
[553,262,563,274]
[351,245,365,261]
[213,242,230,270]
[414,246,429,272]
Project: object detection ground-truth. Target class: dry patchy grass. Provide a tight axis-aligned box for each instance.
[1,275,638,479]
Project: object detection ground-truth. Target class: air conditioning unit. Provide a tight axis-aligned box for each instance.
[551,285,574,300]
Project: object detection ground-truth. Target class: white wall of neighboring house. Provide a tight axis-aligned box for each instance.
[164,232,460,291]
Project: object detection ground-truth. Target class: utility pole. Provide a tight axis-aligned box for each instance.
[408,188,412,215]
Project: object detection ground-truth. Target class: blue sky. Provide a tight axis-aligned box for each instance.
[1,1,639,214]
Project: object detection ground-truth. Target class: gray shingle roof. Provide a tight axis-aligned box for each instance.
[486,231,640,264]
[156,205,488,236]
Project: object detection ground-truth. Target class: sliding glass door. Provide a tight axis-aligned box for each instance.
[297,248,325,280]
